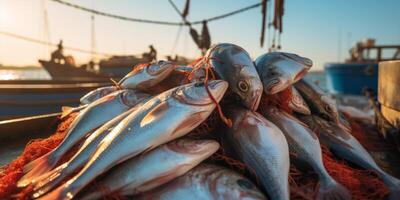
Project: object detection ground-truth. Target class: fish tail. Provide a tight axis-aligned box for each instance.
[34,183,68,200]
[18,153,57,188]
[32,164,68,197]
[316,180,351,200]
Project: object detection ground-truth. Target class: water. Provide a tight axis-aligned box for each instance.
[0,67,51,80]
[0,67,328,90]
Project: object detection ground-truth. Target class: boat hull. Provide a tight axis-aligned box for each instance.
[39,60,110,80]
[325,63,378,95]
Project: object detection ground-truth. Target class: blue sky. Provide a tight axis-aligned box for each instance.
[0,0,399,70]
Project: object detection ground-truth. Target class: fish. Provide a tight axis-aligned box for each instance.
[135,164,267,200]
[205,43,263,111]
[299,115,400,200]
[255,52,312,95]
[38,80,228,200]
[118,60,176,91]
[77,138,220,200]
[294,79,340,123]
[221,106,290,200]
[18,90,151,188]
[290,86,311,115]
[31,108,141,197]
[264,107,351,200]
[79,86,117,105]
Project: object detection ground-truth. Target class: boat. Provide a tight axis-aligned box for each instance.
[39,59,110,80]
[0,79,110,120]
[325,39,400,96]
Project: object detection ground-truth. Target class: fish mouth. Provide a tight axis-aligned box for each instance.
[264,78,284,94]
[244,90,262,111]
[168,139,219,155]
[293,69,308,82]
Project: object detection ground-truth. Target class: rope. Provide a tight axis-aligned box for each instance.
[0,30,113,56]
[50,0,261,26]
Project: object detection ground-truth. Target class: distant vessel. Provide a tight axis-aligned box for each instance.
[39,59,110,81]
[325,39,400,95]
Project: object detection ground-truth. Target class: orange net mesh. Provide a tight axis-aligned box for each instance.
[288,120,390,200]
[0,113,78,199]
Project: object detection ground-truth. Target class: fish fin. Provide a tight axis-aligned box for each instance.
[316,181,351,200]
[140,101,169,127]
[34,183,67,200]
[18,153,57,188]
[61,106,75,119]
[32,164,67,196]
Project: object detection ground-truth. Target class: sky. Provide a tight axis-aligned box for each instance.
[0,0,399,70]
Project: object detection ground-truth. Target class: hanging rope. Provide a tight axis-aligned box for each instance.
[182,0,191,20]
[260,0,267,47]
[50,0,261,26]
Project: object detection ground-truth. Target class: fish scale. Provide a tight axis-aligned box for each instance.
[264,107,351,200]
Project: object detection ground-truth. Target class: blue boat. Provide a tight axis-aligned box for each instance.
[325,39,400,95]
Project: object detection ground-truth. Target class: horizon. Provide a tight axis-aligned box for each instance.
[1,0,400,70]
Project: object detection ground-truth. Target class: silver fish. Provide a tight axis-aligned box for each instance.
[300,115,400,200]
[289,86,311,115]
[294,79,339,123]
[136,164,267,200]
[264,107,351,200]
[18,90,150,188]
[255,52,312,94]
[38,80,228,200]
[119,60,176,91]
[32,106,146,197]
[78,139,220,200]
[205,43,263,111]
[222,107,290,200]
[80,86,117,105]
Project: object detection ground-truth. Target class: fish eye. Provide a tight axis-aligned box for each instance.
[236,179,253,190]
[269,71,277,76]
[325,105,332,113]
[194,82,204,87]
[147,64,161,74]
[238,80,249,92]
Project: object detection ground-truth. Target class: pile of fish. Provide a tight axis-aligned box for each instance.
[16,43,400,200]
